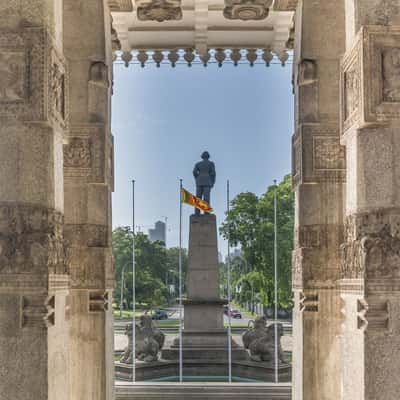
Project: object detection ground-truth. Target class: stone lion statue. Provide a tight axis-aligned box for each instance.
[242,316,286,363]
[120,314,165,363]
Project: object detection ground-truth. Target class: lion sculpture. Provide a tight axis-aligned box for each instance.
[120,314,165,363]
[242,316,286,363]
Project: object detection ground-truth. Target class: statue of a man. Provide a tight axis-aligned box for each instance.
[193,151,216,215]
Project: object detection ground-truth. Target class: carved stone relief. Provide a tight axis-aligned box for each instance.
[0,204,66,276]
[0,28,68,127]
[292,136,302,185]
[292,125,345,186]
[63,126,105,183]
[292,248,303,289]
[373,0,399,26]
[137,0,182,22]
[223,0,273,21]
[0,51,25,102]
[313,137,345,170]
[50,57,65,122]
[344,66,360,119]
[64,138,92,168]
[341,26,400,132]
[341,210,400,285]
[67,250,105,289]
[382,48,400,102]
[64,224,108,248]
[298,225,327,248]
[298,59,317,85]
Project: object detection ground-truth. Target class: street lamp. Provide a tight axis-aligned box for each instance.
[119,262,131,319]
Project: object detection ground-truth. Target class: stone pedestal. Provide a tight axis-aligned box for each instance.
[162,214,248,363]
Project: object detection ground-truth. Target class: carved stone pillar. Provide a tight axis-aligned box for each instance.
[340,3,400,400]
[292,1,346,399]
[0,2,69,400]
[63,1,114,399]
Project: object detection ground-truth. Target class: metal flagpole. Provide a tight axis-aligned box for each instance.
[273,179,278,384]
[132,180,136,383]
[227,180,232,383]
[178,179,183,383]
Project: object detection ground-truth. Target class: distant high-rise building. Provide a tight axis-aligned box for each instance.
[148,220,166,244]
[226,248,242,263]
[218,252,223,263]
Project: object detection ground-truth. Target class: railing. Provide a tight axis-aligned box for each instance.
[115,382,292,399]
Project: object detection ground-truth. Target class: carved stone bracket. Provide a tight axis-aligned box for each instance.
[341,26,400,136]
[136,0,182,22]
[223,0,273,21]
[0,203,66,276]
[88,290,109,313]
[299,292,319,313]
[357,298,390,333]
[0,27,68,128]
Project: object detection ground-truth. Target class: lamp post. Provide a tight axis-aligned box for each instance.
[119,262,131,319]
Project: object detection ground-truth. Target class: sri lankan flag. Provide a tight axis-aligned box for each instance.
[181,188,213,213]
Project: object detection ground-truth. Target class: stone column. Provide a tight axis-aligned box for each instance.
[340,2,400,400]
[292,1,346,399]
[63,1,114,399]
[0,2,69,400]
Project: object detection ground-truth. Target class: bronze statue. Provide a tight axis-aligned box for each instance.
[192,151,216,215]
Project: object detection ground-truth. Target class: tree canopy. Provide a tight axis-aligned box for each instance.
[112,226,188,310]
[220,174,294,308]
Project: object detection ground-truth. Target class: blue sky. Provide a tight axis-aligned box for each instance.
[111,61,293,253]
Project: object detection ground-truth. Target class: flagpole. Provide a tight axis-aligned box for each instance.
[132,179,136,384]
[273,179,278,384]
[227,180,232,383]
[178,178,183,383]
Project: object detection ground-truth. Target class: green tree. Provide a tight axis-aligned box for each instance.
[220,174,294,308]
[112,227,189,310]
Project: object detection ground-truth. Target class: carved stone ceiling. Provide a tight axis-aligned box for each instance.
[110,0,295,59]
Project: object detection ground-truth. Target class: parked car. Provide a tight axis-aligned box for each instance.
[229,309,242,319]
[152,310,168,320]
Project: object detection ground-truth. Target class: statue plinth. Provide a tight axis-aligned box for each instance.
[162,214,248,362]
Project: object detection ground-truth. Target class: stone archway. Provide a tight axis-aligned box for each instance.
[1,1,400,400]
